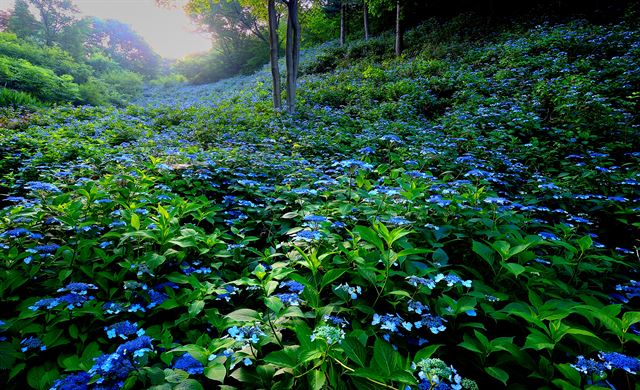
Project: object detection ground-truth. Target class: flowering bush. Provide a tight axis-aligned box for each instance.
[0,18,638,390]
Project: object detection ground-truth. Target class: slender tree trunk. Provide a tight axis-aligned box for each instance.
[395,0,402,56]
[268,0,281,110]
[340,1,346,45]
[285,0,300,114]
[363,3,369,40]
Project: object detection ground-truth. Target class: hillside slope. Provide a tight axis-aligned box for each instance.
[0,19,639,389]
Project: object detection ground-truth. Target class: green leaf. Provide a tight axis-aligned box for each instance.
[372,338,398,376]
[432,248,449,265]
[226,308,261,322]
[321,268,348,289]
[204,365,226,382]
[472,240,494,266]
[164,368,189,383]
[622,312,640,330]
[524,329,555,350]
[0,342,19,370]
[188,300,205,317]
[264,349,299,368]
[504,263,526,277]
[342,337,367,367]
[354,225,385,253]
[576,235,592,252]
[556,363,581,386]
[485,366,509,385]
[131,213,140,230]
[175,379,204,390]
[413,344,442,361]
[308,369,326,390]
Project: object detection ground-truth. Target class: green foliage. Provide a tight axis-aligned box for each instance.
[0,16,639,390]
[0,32,92,82]
[0,55,80,103]
[0,88,41,108]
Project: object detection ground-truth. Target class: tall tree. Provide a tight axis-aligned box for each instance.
[284,0,301,113]
[363,0,369,40]
[268,0,281,109]
[367,0,403,55]
[87,18,160,77]
[28,0,79,46]
[7,0,41,41]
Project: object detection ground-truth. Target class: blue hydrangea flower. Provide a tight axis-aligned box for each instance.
[115,336,153,357]
[173,353,204,375]
[227,325,265,344]
[275,292,303,306]
[334,283,362,300]
[311,325,345,345]
[57,282,98,295]
[295,229,324,241]
[25,181,61,192]
[50,371,91,390]
[599,352,640,374]
[323,315,349,328]
[105,321,143,340]
[571,355,606,375]
[280,280,304,294]
[21,336,46,352]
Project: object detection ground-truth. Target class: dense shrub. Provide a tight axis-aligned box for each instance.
[0,32,92,83]
[0,88,41,108]
[0,55,80,103]
[0,18,638,390]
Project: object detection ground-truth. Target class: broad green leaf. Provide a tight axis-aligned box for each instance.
[504,263,526,277]
[342,337,367,367]
[226,308,261,322]
[188,300,205,317]
[485,366,509,385]
[204,365,227,382]
[372,338,399,376]
[175,379,205,390]
[131,213,140,230]
[472,240,494,266]
[354,226,385,253]
[263,349,299,368]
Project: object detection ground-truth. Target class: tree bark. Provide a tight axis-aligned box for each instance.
[268,0,281,110]
[340,1,346,45]
[395,0,402,56]
[285,0,300,114]
[363,2,369,40]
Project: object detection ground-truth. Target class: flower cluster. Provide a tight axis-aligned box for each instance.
[311,325,345,345]
[334,283,362,300]
[413,358,478,390]
[30,282,98,311]
[407,273,472,289]
[105,321,144,340]
[572,352,640,376]
[275,280,305,306]
[173,353,204,375]
[227,325,265,344]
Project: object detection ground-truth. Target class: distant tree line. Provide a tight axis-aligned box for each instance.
[0,0,162,106]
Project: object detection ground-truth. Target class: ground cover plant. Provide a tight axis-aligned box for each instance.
[0,18,639,390]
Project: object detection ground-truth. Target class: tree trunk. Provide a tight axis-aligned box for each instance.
[268,0,281,110]
[340,2,346,45]
[285,0,300,114]
[395,0,402,56]
[363,3,369,40]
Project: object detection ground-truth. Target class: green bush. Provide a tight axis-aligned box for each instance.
[0,32,92,83]
[150,74,188,87]
[0,87,40,107]
[0,55,80,103]
[98,70,144,102]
